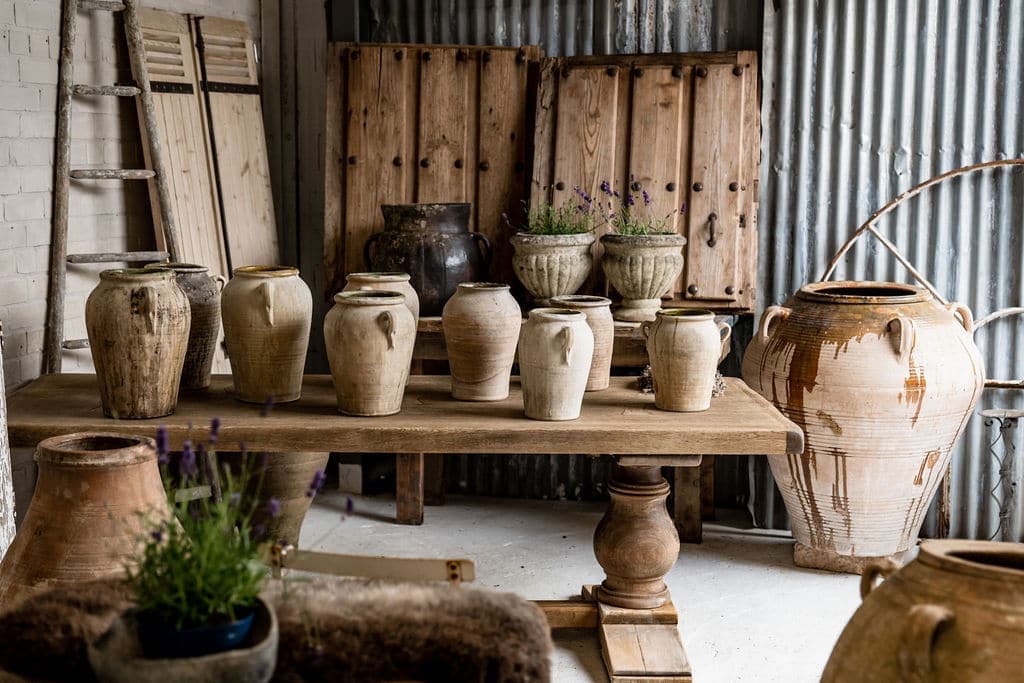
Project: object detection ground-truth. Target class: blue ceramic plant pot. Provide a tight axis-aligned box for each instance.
[136,608,255,659]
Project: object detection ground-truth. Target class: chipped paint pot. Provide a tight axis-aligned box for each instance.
[742,282,984,572]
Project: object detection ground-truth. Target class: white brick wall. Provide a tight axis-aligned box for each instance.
[0,0,259,390]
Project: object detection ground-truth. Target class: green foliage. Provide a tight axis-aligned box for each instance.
[595,179,680,236]
[509,200,594,235]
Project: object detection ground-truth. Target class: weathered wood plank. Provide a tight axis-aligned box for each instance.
[323,44,347,297]
[552,64,618,208]
[535,600,600,629]
[396,453,424,525]
[700,455,716,520]
[673,465,702,543]
[601,624,645,676]
[529,58,560,206]
[416,48,470,203]
[0,336,13,559]
[735,51,760,311]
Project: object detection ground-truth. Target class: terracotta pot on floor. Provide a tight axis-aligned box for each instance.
[550,295,613,391]
[442,283,522,401]
[742,281,984,572]
[0,433,167,606]
[86,268,191,418]
[823,540,1024,682]
[519,308,593,420]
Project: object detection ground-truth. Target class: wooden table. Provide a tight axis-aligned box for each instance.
[5,373,801,682]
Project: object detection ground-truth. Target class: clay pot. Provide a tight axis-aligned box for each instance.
[324,290,416,416]
[364,203,491,316]
[511,232,596,305]
[599,233,686,322]
[221,266,312,404]
[343,271,420,322]
[644,309,731,412]
[145,262,225,390]
[518,308,594,420]
[219,451,330,546]
[86,268,191,418]
[742,281,984,571]
[551,295,614,391]
[442,282,522,401]
[823,540,1024,682]
[0,433,168,605]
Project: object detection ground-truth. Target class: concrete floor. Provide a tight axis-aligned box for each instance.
[300,491,862,683]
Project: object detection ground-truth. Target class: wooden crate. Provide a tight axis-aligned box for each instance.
[531,52,760,312]
[323,43,543,302]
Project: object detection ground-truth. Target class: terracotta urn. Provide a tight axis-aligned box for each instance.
[511,232,596,305]
[365,203,491,316]
[551,295,614,391]
[442,282,522,401]
[823,540,1024,682]
[342,271,420,322]
[324,290,416,416]
[145,262,225,390]
[645,309,731,412]
[742,281,984,572]
[86,268,191,418]
[0,433,168,606]
[519,308,594,421]
[599,233,686,322]
[221,266,312,404]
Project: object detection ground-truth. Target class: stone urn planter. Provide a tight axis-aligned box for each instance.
[550,295,613,391]
[145,262,225,390]
[343,271,420,322]
[86,268,191,418]
[511,232,596,305]
[599,233,686,322]
[88,598,278,683]
[742,281,984,572]
[823,540,1024,682]
[442,283,522,401]
[365,203,491,316]
[0,433,167,605]
[645,309,731,412]
[221,266,312,404]
[519,308,594,421]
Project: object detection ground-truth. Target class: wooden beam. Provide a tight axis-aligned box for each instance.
[396,453,424,525]
[673,465,702,544]
[535,600,599,629]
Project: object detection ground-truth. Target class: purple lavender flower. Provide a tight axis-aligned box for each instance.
[261,396,275,417]
[209,417,221,444]
[574,186,593,204]
[306,470,327,498]
[180,440,197,477]
[600,180,613,196]
[150,529,163,543]
[642,189,651,206]
[155,426,169,465]
[627,194,635,206]
[577,203,588,213]
[267,497,281,518]
[680,202,687,214]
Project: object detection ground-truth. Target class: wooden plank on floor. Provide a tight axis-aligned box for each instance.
[601,624,646,676]
[636,625,690,675]
[535,600,599,629]
[674,464,702,543]
[598,597,678,626]
[395,452,424,525]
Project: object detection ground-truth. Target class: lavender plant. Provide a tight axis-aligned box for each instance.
[505,196,595,235]
[591,179,682,236]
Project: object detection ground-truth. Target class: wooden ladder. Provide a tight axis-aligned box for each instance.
[43,0,182,373]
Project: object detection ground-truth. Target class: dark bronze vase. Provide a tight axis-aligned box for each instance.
[364,203,491,316]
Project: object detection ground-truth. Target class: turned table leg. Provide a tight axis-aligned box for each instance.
[594,464,680,609]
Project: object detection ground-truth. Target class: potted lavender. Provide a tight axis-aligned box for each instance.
[508,194,597,305]
[596,181,686,322]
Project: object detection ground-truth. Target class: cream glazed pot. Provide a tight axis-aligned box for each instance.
[645,309,730,412]
[221,266,312,404]
[442,283,522,401]
[324,290,416,416]
[551,295,613,391]
[519,308,594,420]
[342,272,420,322]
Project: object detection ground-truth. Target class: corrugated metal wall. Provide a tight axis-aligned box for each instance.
[759,0,1024,539]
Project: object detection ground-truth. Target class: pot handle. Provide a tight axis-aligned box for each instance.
[717,321,732,362]
[138,285,158,334]
[378,310,396,350]
[947,302,974,333]
[859,558,900,599]
[560,325,573,365]
[213,274,227,292]
[471,232,493,272]
[363,232,382,269]
[757,305,791,344]
[258,281,274,327]
[898,604,955,680]
[641,322,652,339]
[886,315,917,364]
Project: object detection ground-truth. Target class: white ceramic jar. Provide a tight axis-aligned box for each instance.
[519,307,594,420]
[550,295,613,391]
[342,272,420,322]
[645,309,730,412]
[442,282,522,401]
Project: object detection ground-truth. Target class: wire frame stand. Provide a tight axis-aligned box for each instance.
[978,409,1020,541]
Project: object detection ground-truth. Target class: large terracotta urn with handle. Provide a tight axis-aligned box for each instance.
[823,540,1024,681]
[742,281,984,572]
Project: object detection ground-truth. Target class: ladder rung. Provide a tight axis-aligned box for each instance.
[62,339,90,350]
[67,250,169,264]
[73,84,140,97]
[79,0,125,11]
[70,169,155,180]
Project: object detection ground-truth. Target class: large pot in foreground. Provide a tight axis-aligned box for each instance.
[365,203,491,316]
[823,540,1024,682]
[742,282,983,571]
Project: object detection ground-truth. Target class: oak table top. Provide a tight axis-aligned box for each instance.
[5,374,802,456]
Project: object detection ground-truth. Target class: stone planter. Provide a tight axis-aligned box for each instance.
[644,309,731,412]
[221,266,312,404]
[86,268,191,418]
[823,540,1024,681]
[742,281,984,572]
[599,233,686,322]
[442,283,522,401]
[511,232,596,305]
[550,295,613,391]
[342,271,420,322]
[519,308,594,421]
